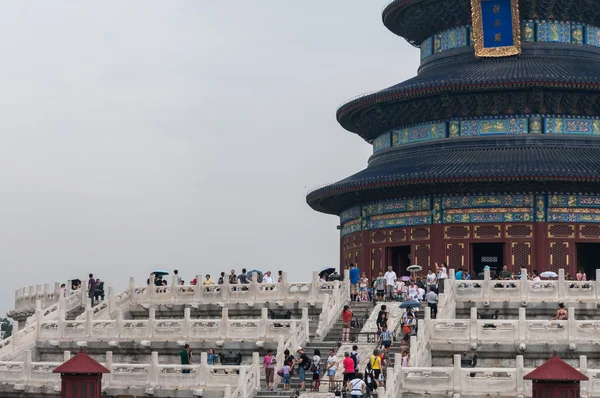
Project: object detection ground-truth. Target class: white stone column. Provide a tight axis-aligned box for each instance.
[260,308,268,338]
[58,310,66,339]
[85,307,93,338]
[149,351,158,387]
[107,286,115,315]
[409,335,417,367]
[34,300,43,337]
[516,355,524,395]
[183,308,191,339]
[23,350,32,383]
[12,321,20,348]
[239,367,247,398]
[386,366,395,398]
[343,269,350,299]
[253,352,260,390]
[483,268,491,301]
[453,354,462,394]
[199,352,208,386]
[148,276,155,303]
[250,277,259,301]
[222,275,230,302]
[105,351,113,387]
[310,270,319,300]
[580,355,588,396]
[221,308,229,338]
[518,308,526,343]
[194,274,204,304]
[558,269,566,301]
[115,309,123,339]
[148,308,156,339]
[568,307,576,341]
[43,284,49,307]
[64,351,71,361]
[128,277,135,303]
[470,307,478,344]
[302,308,309,341]
[53,282,60,302]
[278,272,288,300]
[520,268,528,302]
[171,275,179,302]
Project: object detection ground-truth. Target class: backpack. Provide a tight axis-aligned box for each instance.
[218,276,224,285]
[303,357,312,370]
[350,352,359,373]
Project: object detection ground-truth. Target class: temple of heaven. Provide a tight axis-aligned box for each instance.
[307,0,600,279]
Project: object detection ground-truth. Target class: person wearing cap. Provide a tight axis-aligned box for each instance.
[296,347,310,391]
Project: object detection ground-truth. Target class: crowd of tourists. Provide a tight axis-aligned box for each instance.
[148,269,284,287]
[59,273,105,306]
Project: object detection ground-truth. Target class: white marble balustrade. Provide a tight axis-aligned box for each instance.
[429,306,600,346]
[0,350,261,394]
[450,268,600,303]
[385,354,600,398]
[37,307,310,342]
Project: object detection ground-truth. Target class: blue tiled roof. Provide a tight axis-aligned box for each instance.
[307,137,600,214]
[337,53,600,138]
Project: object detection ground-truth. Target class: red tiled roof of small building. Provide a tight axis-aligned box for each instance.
[53,351,110,374]
[524,354,588,382]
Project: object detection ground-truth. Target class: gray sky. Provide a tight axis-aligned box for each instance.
[0,1,417,316]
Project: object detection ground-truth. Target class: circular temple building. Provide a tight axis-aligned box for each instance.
[307,0,600,279]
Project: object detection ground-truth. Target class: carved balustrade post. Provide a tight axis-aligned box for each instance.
[520,268,528,302]
[43,284,49,307]
[568,307,576,341]
[80,283,87,309]
[148,275,156,303]
[64,351,71,361]
[34,300,42,337]
[385,365,395,398]
[58,289,66,312]
[302,308,309,342]
[35,284,41,302]
[483,267,491,301]
[343,269,350,299]
[518,308,526,343]
[104,351,113,387]
[250,277,259,301]
[171,275,179,302]
[452,354,462,394]
[516,355,524,395]
[310,271,319,300]
[115,310,123,339]
[223,386,232,398]
[128,277,135,303]
[558,269,566,301]
[12,321,20,348]
[107,286,115,315]
[85,307,93,338]
[67,280,73,297]
[408,335,417,367]
[580,355,588,395]
[148,308,156,339]
[239,367,247,398]
[149,351,158,387]
[221,308,229,338]
[252,352,260,390]
[53,282,60,305]
[424,306,432,342]
[289,321,297,348]
[278,272,288,300]
[260,308,268,338]
[194,274,204,304]
[23,350,32,383]
[58,310,65,339]
[183,308,191,339]
[199,352,208,387]
[221,275,230,302]
[470,307,478,344]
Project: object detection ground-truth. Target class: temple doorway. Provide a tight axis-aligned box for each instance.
[472,243,504,277]
[576,243,600,280]
[389,246,411,278]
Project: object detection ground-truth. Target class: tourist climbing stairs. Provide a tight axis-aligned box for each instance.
[257,301,374,396]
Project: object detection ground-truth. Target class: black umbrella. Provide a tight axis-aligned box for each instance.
[319,268,336,278]
[399,300,420,309]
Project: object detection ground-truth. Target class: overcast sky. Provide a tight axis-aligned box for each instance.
[0,1,418,316]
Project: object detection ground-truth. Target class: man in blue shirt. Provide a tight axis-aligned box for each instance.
[349,264,359,301]
[455,267,463,281]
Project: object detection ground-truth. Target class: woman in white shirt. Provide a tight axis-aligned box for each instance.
[435,262,448,293]
[426,269,437,292]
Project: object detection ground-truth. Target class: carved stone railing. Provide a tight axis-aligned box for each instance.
[452,268,600,303]
[428,306,600,347]
[0,350,261,394]
[409,307,433,368]
[39,307,310,342]
[314,269,350,340]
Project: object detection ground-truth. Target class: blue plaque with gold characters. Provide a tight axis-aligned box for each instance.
[471,0,521,57]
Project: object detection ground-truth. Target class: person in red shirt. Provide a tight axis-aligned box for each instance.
[341,305,353,343]
[342,351,355,382]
